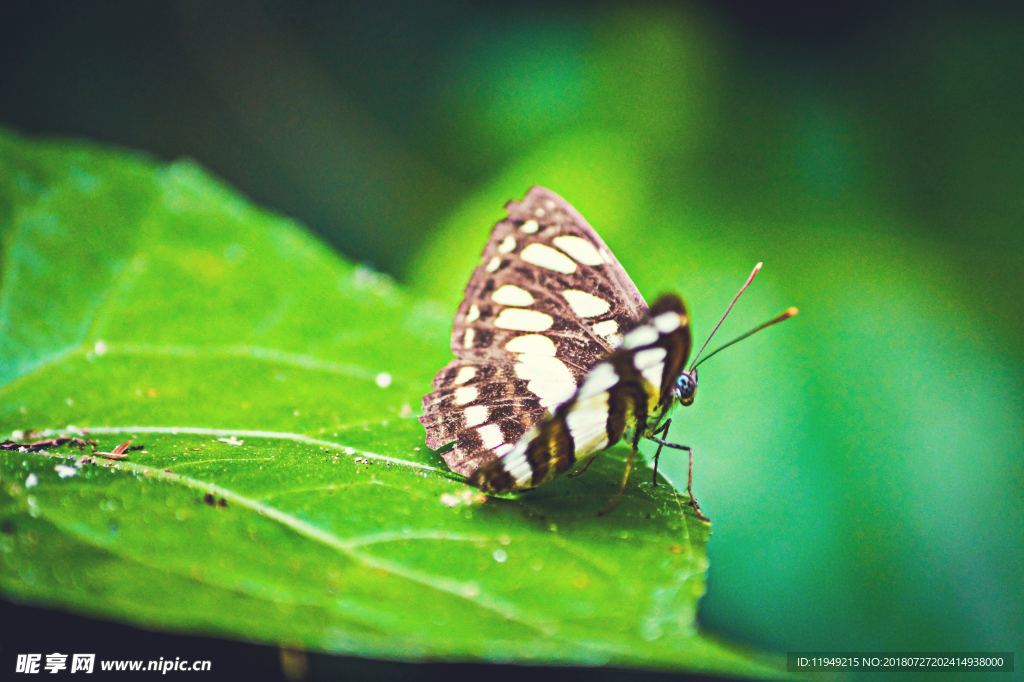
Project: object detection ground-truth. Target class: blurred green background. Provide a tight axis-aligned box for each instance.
[2,0,1021,669]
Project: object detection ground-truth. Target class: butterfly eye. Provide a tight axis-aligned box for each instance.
[675,371,697,406]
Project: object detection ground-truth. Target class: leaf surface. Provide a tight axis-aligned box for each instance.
[0,130,781,677]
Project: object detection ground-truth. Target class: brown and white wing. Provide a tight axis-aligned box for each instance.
[420,186,649,477]
[469,294,692,492]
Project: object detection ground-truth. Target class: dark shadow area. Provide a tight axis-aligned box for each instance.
[2,598,730,681]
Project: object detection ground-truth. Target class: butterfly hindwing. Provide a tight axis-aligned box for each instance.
[469,294,692,492]
[421,362,538,473]
[420,186,650,477]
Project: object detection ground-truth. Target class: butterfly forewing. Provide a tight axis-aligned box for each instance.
[421,186,650,476]
[453,186,648,355]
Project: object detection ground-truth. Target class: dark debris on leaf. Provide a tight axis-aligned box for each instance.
[202,494,228,508]
[1,436,96,452]
[93,440,134,460]
[1,435,144,463]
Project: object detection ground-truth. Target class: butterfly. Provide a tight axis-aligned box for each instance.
[420,186,796,518]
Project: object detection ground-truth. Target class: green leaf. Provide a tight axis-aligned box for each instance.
[0,130,783,678]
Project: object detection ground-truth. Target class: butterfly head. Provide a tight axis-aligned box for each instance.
[674,369,698,406]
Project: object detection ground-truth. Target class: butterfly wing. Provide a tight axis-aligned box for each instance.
[469,294,692,491]
[420,186,649,476]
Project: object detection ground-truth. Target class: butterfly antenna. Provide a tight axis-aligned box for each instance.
[692,307,799,371]
[688,262,763,371]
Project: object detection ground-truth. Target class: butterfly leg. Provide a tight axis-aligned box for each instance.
[646,437,709,522]
[647,418,673,485]
[597,445,635,517]
[567,455,598,479]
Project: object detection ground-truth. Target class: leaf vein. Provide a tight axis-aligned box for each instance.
[29,425,448,475]
[13,448,558,638]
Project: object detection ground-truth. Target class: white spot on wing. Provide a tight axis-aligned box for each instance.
[494,308,554,331]
[520,219,539,234]
[492,284,534,307]
[465,304,480,322]
[561,289,611,317]
[634,347,668,390]
[498,235,516,253]
[553,235,604,266]
[454,386,478,405]
[623,325,658,349]
[634,347,667,369]
[641,363,666,394]
[654,311,681,333]
[486,256,501,272]
[501,447,534,486]
[592,319,619,339]
[578,362,618,398]
[565,393,610,457]
[514,356,576,409]
[505,333,556,355]
[509,461,533,486]
[521,243,577,274]
[454,366,477,384]
[463,328,475,349]
[464,405,488,427]
[478,424,504,450]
